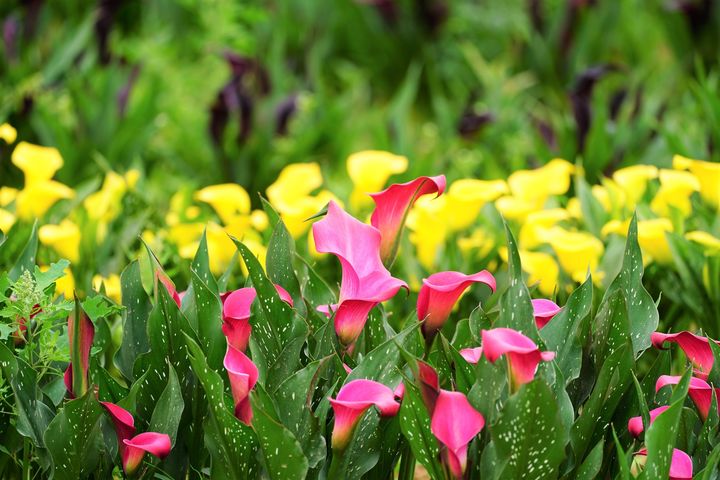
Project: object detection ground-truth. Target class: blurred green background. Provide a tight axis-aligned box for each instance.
[1,0,719,201]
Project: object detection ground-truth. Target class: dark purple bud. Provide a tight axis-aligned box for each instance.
[531,116,557,151]
[275,95,298,136]
[237,92,253,145]
[95,0,122,65]
[417,0,449,34]
[457,111,494,138]
[570,64,616,152]
[3,16,18,63]
[608,88,626,121]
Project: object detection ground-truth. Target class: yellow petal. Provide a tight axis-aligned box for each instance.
[43,266,74,298]
[0,208,15,233]
[686,231,720,252]
[407,196,448,270]
[445,179,508,230]
[457,228,495,258]
[347,151,408,209]
[650,169,700,216]
[508,158,574,203]
[0,123,17,144]
[566,197,582,218]
[498,249,559,296]
[495,195,541,222]
[0,187,18,207]
[195,184,251,225]
[637,218,673,264]
[612,164,658,206]
[39,219,80,263]
[601,219,631,238]
[93,274,122,303]
[12,142,63,186]
[267,162,323,211]
[546,227,604,281]
[250,210,269,232]
[281,190,341,238]
[168,222,205,252]
[16,180,74,219]
[519,208,570,249]
[672,155,720,210]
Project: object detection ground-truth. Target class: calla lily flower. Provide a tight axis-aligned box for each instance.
[64,311,95,397]
[329,379,400,450]
[651,331,720,379]
[632,448,692,480]
[84,170,139,223]
[39,219,81,263]
[221,285,293,351]
[100,402,172,475]
[417,270,496,339]
[224,344,259,424]
[459,347,483,364]
[627,406,670,437]
[673,155,720,210]
[651,169,700,217]
[444,179,508,231]
[499,248,559,296]
[482,328,555,391]
[12,142,64,186]
[430,389,485,479]
[611,164,658,207]
[656,375,720,420]
[0,123,17,144]
[369,175,446,265]
[194,183,251,225]
[312,201,407,346]
[347,150,408,209]
[532,299,561,329]
[417,360,441,413]
[316,304,337,318]
[0,208,15,233]
[15,180,74,220]
[546,227,604,283]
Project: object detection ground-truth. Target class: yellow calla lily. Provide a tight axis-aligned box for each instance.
[93,274,122,303]
[445,179,508,230]
[84,171,134,221]
[612,165,658,207]
[495,195,541,222]
[519,208,570,249]
[39,219,81,263]
[12,142,64,187]
[637,218,673,264]
[686,231,720,252]
[194,183,251,225]
[601,219,631,238]
[0,209,15,233]
[508,158,574,204]
[0,187,18,207]
[0,123,17,144]
[281,190,340,238]
[267,162,323,211]
[457,228,495,259]
[546,227,604,283]
[15,180,74,219]
[651,169,700,217]
[499,247,559,296]
[407,195,448,270]
[673,155,720,210]
[44,266,74,298]
[250,210,269,232]
[347,151,408,209]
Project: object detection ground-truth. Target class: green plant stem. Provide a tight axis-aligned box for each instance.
[327,448,345,479]
[22,438,30,480]
[398,443,415,480]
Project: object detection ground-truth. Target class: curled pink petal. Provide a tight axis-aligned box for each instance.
[417,270,496,338]
[329,379,400,449]
[627,406,670,437]
[418,360,440,413]
[656,375,718,420]
[459,347,483,364]
[122,432,172,475]
[430,389,485,479]
[224,344,259,424]
[651,331,719,378]
[369,175,446,264]
[316,304,337,318]
[393,382,405,401]
[532,299,562,329]
[312,201,407,346]
[481,328,555,389]
[634,448,693,480]
[100,402,137,454]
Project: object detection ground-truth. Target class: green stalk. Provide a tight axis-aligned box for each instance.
[327,448,346,479]
[22,438,30,480]
[398,442,415,480]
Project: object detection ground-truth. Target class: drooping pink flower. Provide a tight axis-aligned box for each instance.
[652,331,719,379]
[329,379,400,450]
[481,328,555,391]
[532,299,561,329]
[430,389,485,479]
[64,311,95,397]
[627,406,670,437]
[100,402,172,475]
[417,270,496,338]
[224,344,259,425]
[633,448,693,480]
[459,347,483,364]
[221,285,293,351]
[656,375,720,420]
[312,201,407,346]
[369,175,446,265]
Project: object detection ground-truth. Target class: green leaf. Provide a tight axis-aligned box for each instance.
[398,381,443,480]
[574,174,607,238]
[541,276,593,385]
[115,260,151,381]
[695,441,720,480]
[44,391,104,480]
[643,377,689,479]
[260,195,281,228]
[592,289,630,367]
[34,259,70,291]
[468,355,507,424]
[185,334,257,479]
[602,214,658,355]
[149,365,185,445]
[493,380,568,479]
[189,268,224,371]
[612,427,632,480]
[575,440,603,480]
[251,386,309,479]
[265,217,305,317]
[9,221,38,281]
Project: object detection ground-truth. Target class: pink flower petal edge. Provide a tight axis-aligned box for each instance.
[430,389,485,479]
[122,432,172,474]
[627,406,670,437]
[651,331,718,378]
[224,344,259,425]
[417,270,496,337]
[481,328,555,389]
[635,448,693,480]
[369,175,446,264]
[459,347,483,364]
[532,298,562,329]
[329,379,400,450]
[656,375,718,420]
[64,311,95,397]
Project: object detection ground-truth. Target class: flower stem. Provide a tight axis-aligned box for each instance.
[327,448,346,479]
[398,442,415,480]
[22,438,30,480]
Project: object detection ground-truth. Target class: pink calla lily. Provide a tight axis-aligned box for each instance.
[651,331,719,379]
[459,347,483,364]
[224,343,259,424]
[221,284,293,351]
[532,299,561,329]
[417,360,441,413]
[369,175,446,265]
[481,328,555,391]
[634,448,693,480]
[417,270,496,338]
[316,304,337,318]
[627,406,670,437]
[100,402,172,475]
[430,389,485,479]
[64,310,95,397]
[656,375,720,420]
[329,379,400,450]
[312,201,407,346]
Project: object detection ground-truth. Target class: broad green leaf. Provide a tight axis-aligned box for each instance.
[34,259,70,291]
[575,440,603,480]
[468,355,507,424]
[643,376,689,479]
[265,217,305,317]
[398,381,443,480]
[695,441,720,480]
[574,174,607,238]
[189,268,224,371]
[260,195,281,229]
[150,365,185,445]
[592,289,630,367]
[115,261,151,381]
[44,391,104,480]
[185,334,257,479]
[493,380,568,479]
[9,221,38,281]
[541,276,593,385]
[602,214,658,355]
